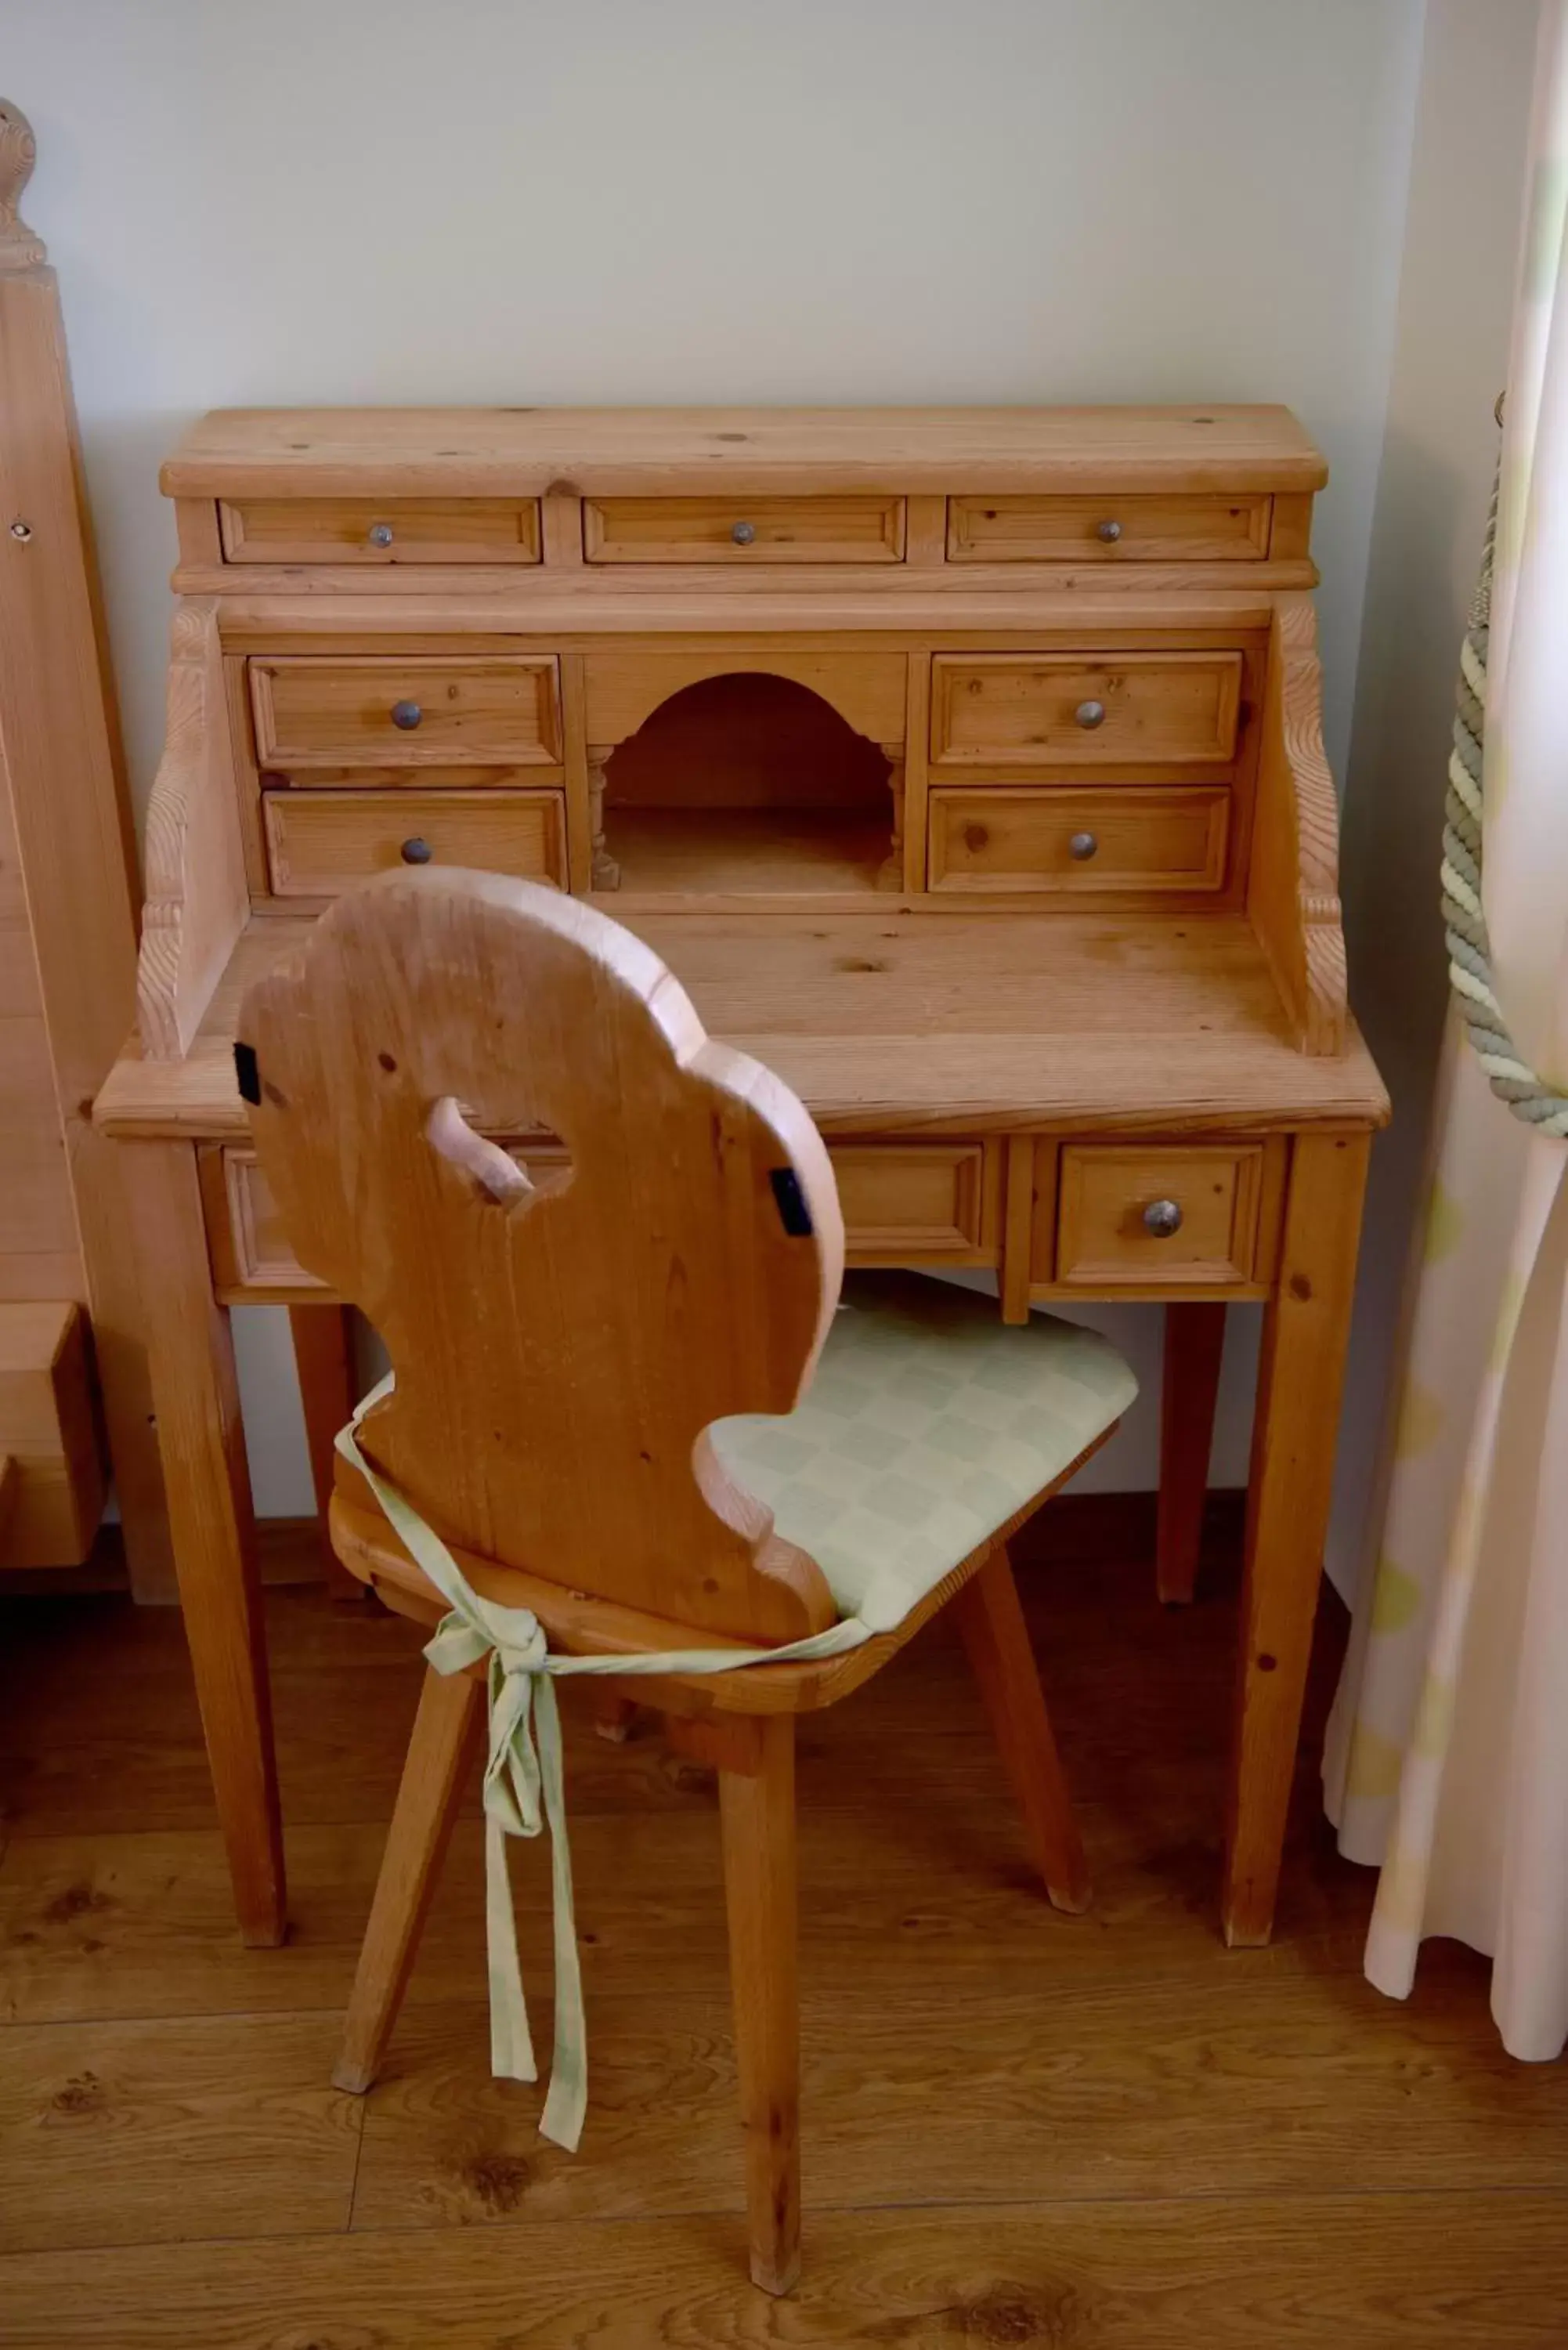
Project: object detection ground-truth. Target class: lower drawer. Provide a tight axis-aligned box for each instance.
[927,786,1229,894]
[203,1148,330,1298]
[263,788,567,897]
[1042,1141,1284,1291]
[835,1142,1001,1265]
[204,1138,1002,1300]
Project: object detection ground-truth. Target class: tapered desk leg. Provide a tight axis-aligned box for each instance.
[1223,1132,1369,1947]
[1157,1303,1227,1604]
[125,1140,286,1946]
[289,1303,363,1601]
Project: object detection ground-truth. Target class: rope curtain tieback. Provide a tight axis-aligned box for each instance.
[1440,460,1568,1137]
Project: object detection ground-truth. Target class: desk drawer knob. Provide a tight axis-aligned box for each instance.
[367,522,395,548]
[399,836,434,865]
[731,519,757,545]
[1068,830,1099,861]
[1075,699,1107,729]
[1096,519,1122,543]
[390,700,423,730]
[1143,1197,1183,1238]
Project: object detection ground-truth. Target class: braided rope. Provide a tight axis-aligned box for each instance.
[1440,472,1568,1135]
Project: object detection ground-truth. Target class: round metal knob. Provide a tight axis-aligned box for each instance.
[390,700,422,730]
[1068,831,1099,861]
[1095,519,1122,543]
[367,522,395,548]
[1143,1198,1183,1238]
[1075,699,1107,729]
[399,836,433,865]
[730,519,757,546]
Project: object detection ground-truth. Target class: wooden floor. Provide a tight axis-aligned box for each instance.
[2,1508,1566,2348]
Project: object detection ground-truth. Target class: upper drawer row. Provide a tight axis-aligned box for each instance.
[216,490,1279,567]
[248,651,1243,774]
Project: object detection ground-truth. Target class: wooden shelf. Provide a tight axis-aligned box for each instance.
[602,807,893,897]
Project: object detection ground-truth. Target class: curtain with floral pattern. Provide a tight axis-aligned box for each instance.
[1323,0,1568,2059]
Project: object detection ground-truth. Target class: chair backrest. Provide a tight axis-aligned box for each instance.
[239,869,844,1644]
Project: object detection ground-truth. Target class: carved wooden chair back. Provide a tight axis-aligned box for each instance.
[238,866,845,1646]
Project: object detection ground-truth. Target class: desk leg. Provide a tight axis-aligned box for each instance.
[1157,1303,1227,1604]
[126,1140,286,1947]
[1223,1132,1368,1947]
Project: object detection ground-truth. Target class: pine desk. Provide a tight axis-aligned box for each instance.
[96,407,1387,1951]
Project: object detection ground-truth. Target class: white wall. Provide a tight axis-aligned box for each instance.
[1328,0,1540,1594]
[8,0,1429,1511]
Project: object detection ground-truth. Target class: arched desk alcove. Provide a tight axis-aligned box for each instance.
[583,653,907,896]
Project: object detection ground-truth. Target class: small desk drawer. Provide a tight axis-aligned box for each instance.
[1050,1143,1274,1289]
[219,497,542,566]
[263,788,567,897]
[930,653,1243,770]
[927,786,1228,895]
[204,1149,330,1298]
[583,496,906,564]
[947,494,1271,564]
[250,656,562,772]
[834,1142,1000,1264]
[205,1138,999,1300]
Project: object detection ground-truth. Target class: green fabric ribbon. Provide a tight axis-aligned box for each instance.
[335,1376,867,2153]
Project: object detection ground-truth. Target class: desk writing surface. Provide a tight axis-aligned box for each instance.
[95,907,1387,1144]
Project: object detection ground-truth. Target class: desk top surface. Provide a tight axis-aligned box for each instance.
[162,404,1328,500]
[97,906,1387,1143]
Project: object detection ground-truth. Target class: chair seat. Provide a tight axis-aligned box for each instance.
[710,1273,1137,1636]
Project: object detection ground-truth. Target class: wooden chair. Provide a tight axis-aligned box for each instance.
[238,867,1136,2294]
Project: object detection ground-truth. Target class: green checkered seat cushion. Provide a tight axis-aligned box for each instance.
[710,1271,1137,1637]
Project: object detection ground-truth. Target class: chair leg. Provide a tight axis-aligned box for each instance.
[718,1713,801,2296]
[333,1663,484,2095]
[289,1303,367,1603]
[952,1543,1090,1914]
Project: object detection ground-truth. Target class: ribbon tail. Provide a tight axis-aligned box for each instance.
[484,1810,537,2084]
[533,1676,587,2153]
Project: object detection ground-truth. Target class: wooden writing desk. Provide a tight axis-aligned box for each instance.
[95,407,1386,1953]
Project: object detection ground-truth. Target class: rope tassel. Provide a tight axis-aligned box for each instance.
[1440,464,1568,1136]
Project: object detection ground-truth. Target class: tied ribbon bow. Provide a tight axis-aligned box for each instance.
[335,1374,869,2153]
[424,1600,586,2149]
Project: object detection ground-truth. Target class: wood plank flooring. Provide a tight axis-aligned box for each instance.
[2,1511,1565,2346]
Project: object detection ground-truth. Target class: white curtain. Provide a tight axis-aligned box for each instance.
[1324,0,1568,2059]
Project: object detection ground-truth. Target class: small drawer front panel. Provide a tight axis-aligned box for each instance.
[219,497,542,566]
[832,1143,1000,1264]
[263,788,567,897]
[208,1142,572,1299]
[927,786,1228,895]
[208,1150,330,1297]
[583,496,906,565]
[208,1140,995,1298]
[251,657,562,771]
[946,494,1271,564]
[930,653,1243,769]
[1053,1144,1267,1288]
